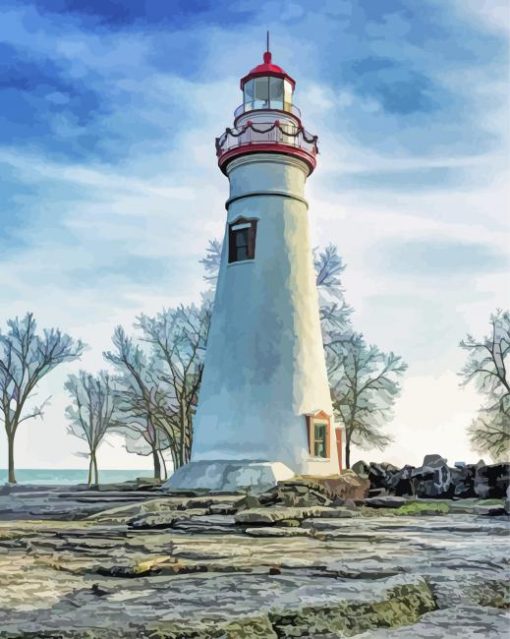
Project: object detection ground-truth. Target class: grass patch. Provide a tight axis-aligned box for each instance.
[396,502,450,516]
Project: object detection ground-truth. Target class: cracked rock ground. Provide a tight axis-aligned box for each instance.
[0,486,508,638]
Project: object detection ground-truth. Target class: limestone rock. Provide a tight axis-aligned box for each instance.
[234,505,360,525]
[244,527,311,537]
[129,508,208,529]
[354,606,509,638]
[268,575,436,638]
[364,496,408,509]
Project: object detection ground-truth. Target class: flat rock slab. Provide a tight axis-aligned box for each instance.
[244,526,311,537]
[235,506,358,524]
[364,496,408,508]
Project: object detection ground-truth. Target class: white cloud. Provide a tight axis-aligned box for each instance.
[450,0,510,35]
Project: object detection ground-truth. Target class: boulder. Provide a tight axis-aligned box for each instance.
[351,460,370,478]
[386,465,416,497]
[474,463,510,499]
[422,454,448,467]
[381,462,399,472]
[452,464,477,498]
[353,462,403,496]
[318,471,370,501]
[411,455,454,498]
[368,463,389,490]
[274,479,332,507]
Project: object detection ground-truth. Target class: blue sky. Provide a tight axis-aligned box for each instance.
[0,0,508,469]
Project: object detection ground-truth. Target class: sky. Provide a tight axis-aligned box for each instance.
[0,0,509,472]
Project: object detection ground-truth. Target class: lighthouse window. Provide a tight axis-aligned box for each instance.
[306,413,331,459]
[228,219,257,263]
[269,77,284,110]
[253,77,270,108]
[244,80,255,110]
[283,79,293,111]
[313,422,328,458]
[244,77,293,112]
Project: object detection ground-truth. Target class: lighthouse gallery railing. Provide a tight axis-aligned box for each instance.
[216,120,319,159]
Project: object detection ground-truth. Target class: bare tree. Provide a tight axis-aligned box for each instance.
[137,303,210,468]
[460,309,510,461]
[0,313,84,483]
[329,334,407,468]
[65,370,116,486]
[315,243,352,345]
[104,327,172,480]
[114,418,172,480]
[199,239,223,289]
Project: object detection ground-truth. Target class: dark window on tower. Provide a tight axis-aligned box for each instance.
[313,422,328,458]
[228,219,257,263]
[306,412,331,459]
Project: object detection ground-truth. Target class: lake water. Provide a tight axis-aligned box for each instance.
[0,468,154,485]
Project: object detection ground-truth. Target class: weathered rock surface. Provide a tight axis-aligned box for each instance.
[0,482,508,638]
[363,496,408,508]
[244,526,311,537]
[274,472,370,505]
[356,605,509,638]
[234,505,358,524]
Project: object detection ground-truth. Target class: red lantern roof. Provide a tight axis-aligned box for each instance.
[240,51,296,91]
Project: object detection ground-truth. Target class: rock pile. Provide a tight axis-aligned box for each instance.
[352,455,510,499]
[262,471,370,507]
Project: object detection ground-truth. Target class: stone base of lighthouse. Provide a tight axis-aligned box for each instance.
[163,460,295,494]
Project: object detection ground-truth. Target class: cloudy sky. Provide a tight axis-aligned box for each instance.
[1,0,508,471]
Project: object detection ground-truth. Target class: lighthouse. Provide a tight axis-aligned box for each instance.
[167,41,342,492]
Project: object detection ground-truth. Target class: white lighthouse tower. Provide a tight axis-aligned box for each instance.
[167,41,342,492]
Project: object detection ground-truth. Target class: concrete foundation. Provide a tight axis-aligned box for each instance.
[163,460,295,493]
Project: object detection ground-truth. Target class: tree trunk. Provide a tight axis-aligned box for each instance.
[160,451,168,480]
[152,447,161,481]
[179,407,186,467]
[170,443,179,470]
[344,437,351,470]
[89,451,99,486]
[93,453,99,486]
[87,457,93,486]
[7,435,16,484]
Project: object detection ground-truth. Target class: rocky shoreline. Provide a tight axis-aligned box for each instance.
[0,474,508,638]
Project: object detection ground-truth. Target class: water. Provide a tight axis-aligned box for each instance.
[0,468,154,486]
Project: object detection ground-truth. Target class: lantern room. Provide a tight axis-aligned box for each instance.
[239,51,296,115]
[216,41,318,176]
